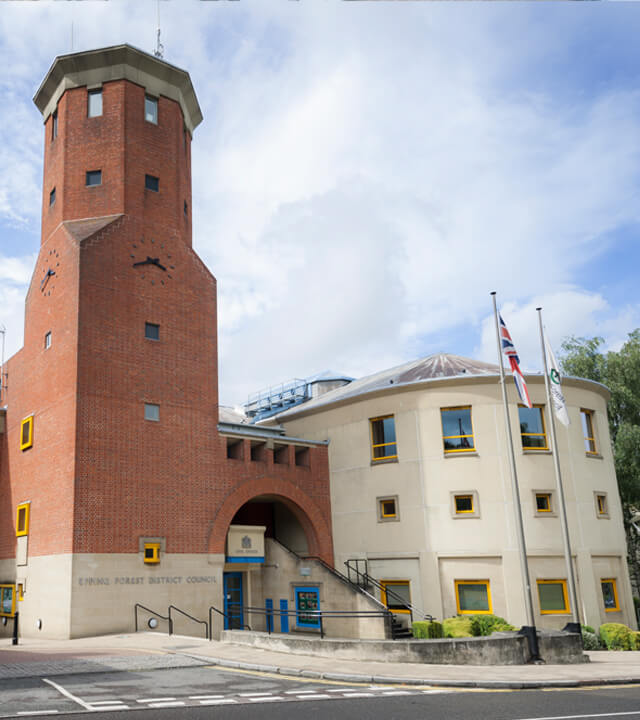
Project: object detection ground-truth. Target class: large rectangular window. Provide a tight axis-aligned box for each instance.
[455,580,492,614]
[581,409,597,454]
[441,407,475,453]
[370,415,397,461]
[537,579,569,614]
[20,416,34,451]
[601,579,619,612]
[52,110,58,140]
[519,405,548,450]
[145,96,158,124]
[16,503,30,537]
[88,89,103,117]
[295,587,320,629]
[381,580,411,613]
[145,174,159,192]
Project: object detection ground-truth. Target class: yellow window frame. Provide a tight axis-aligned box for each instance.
[454,494,474,514]
[144,542,161,564]
[601,578,620,612]
[441,406,475,454]
[380,580,411,614]
[370,415,398,462]
[537,579,569,614]
[519,404,549,450]
[535,493,552,513]
[596,493,608,515]
[380,498,397,518]
[16,503,30,537]
[0,584,16,618]
[581,409,597,454]
[455,579,492,615]
[20,415,34,451]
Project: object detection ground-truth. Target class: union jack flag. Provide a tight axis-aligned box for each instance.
[499,314,532,409]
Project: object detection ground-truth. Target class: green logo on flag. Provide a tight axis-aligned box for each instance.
[550,368,560,385]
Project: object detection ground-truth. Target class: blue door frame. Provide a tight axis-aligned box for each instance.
[223,572,244,630]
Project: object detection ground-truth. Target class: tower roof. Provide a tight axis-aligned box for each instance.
[33,44,203,134]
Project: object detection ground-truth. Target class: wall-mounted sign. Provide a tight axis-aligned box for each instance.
[226,525,266,563]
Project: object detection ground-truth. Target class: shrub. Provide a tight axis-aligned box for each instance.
[469,614,516,637]
[581,630,601,651]
[411,620,444,639]
[582,624,595,635]
[599,623,633,650]
[632,631,640,650]
[443,616,473,638]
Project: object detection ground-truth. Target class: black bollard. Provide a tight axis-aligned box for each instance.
[12,611,18,646]
[518,625,542,663]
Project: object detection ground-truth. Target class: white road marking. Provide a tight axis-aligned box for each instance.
[422,689,452,694]
[87,701,127,706]
[42,679,95,711]
[199,698,238,705]
[341,692,375,698]
[137,697,177,703]
[285,689,318,694]
[89,708,130,712]
[298,694,331,700]
[148,701,186,708]
[382,691,414,696]
[327,688,363,693]
[239,692,274,697]
[519,713,640,720]
[18,712,60,717]
[189,695,225,700]
[248,697,283,702]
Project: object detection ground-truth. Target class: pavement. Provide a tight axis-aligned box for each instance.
[1,632,640,689]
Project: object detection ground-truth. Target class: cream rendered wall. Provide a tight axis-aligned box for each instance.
[280,374,634,631]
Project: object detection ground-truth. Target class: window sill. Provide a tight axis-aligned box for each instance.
[596,514,610,520]
[522,449,552,455]
[451,514,480,520]
[371,457,399,466]
[378,516,400,523]
[444,451,479,458]
[534,512,558,518]
[586,452,603,460]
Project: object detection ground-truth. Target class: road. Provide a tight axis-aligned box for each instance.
[1,664,640,719]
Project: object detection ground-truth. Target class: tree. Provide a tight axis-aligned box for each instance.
[562,330,640,598]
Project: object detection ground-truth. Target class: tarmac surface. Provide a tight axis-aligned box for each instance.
[1,632,640,689]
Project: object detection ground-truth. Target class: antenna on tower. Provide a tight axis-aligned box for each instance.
[154,0,164,59]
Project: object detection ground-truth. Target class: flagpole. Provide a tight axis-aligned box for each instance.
[491,292,540,661]
[536,307,580,631]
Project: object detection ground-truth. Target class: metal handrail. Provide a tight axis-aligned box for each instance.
[208,605,251,640]
[168,605,208,639]
[297,553,384,607]
[344,560,434,622]
[134,602,173,634]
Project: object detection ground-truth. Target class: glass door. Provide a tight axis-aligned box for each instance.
[223,572,244,630]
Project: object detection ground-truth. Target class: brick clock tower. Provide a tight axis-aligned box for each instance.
[0,46,333,639]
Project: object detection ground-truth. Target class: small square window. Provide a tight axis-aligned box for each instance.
[144,403,160,422]
[535,493,552,513]
[86,170,102,187]
[378,496,398,521]
[226,438,244,460]
[581,409,597,454]
[274,444,289,465]
[250,441,266,461]
[455,495,474,514]
[370,415,397,461]
[145,96,158,124]
[88,89,103,118]
[49,187,56,206]
[20,416,34,451]
[16,503,30,537]
[537,579,569,614]
[52,110,58,140]
[601,579,620,612]
[595,493,609,517]
[144,542,160,564]
[295,446,310,467]
[145,174,159,192]
[381,580,411,612]
[455,580,492,614]
[145,322,160,341]
[44,331,52,350]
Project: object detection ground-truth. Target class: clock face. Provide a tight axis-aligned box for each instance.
[40,248,60,296]
[130,237,175,285]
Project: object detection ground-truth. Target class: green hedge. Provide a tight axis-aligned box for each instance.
[440,615,515,638]
[599,623,634,650]
[443,616,473,638]
[411,620,444,639]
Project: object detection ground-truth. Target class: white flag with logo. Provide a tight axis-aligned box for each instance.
[545,335,570,426]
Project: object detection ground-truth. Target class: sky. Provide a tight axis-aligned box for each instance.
[0,1,639,407]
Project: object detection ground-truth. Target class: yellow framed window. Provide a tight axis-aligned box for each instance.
[454,495,474,514]
[0,585,16,618]
[144,542,161,564]
[16,503,30,537]
[601,579,620,612]
[581,409,597,454]
[518,405,548,450]
[535,493,552,513]
[455,580,492,614]
[596,493,608,516]
[379,497,397,519]
[441,407,475,454]
[537,579,569,614]
[20,416,34,451]
[370,416,397,462]
[380,580,411,613]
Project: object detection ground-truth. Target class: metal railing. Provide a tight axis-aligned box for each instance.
[208,605,252,640]
[168,604,209,639]
[134,603,173,634]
